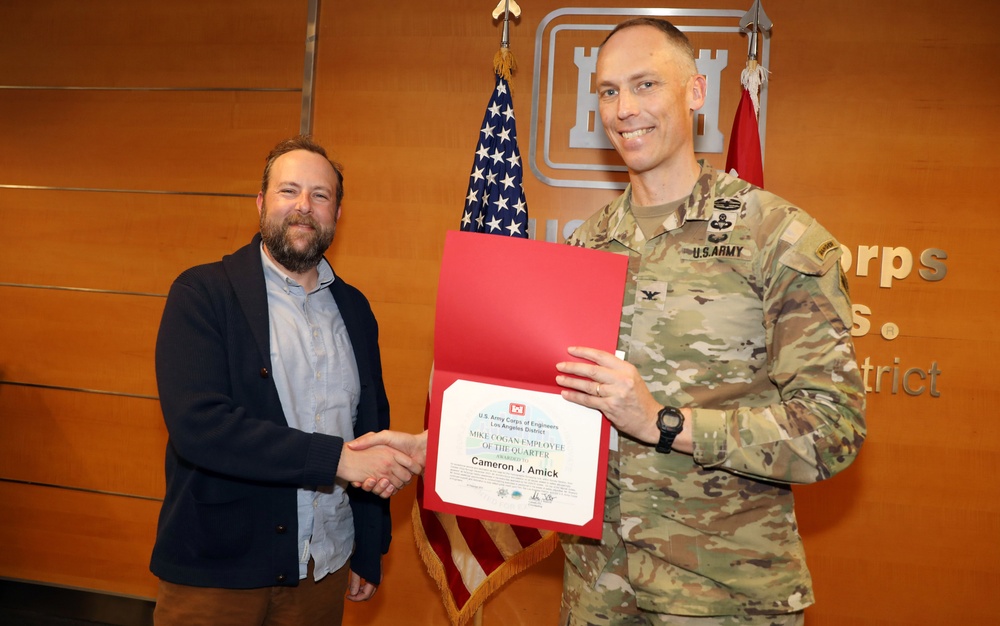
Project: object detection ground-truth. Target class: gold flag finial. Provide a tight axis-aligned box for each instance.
[492,0,522,81]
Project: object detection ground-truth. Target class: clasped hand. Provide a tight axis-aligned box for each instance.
[344,430,429,498]
[337,439,423,499]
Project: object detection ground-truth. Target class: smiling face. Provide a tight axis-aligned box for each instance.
[596,24,706,184]
[256,149,341,275]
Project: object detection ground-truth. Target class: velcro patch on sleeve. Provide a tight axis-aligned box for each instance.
[779,220,807,245]
[778,220,841,276]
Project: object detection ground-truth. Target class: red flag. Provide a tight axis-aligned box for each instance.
[411,57,558,626]
[725,58,766,189]
[725,87,764,188]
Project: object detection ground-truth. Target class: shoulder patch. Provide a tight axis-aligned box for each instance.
[816,239,838,261]
[778,221,842,276]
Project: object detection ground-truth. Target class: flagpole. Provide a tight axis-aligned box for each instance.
[474,4,526,626]
[726,1,771,187]
[737,0,772,117]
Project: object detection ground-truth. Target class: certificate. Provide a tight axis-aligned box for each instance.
[423,231,627,538]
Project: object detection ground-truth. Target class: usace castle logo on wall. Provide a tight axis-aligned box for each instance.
[528,8,770,189]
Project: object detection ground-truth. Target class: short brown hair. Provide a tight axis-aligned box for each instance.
[260,135,344,206]
[601,17,697,76]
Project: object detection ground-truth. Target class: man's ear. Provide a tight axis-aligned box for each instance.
[689,74,708,111]
[256,191,264,217]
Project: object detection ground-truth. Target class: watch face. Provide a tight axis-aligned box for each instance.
[661,414,681,429]
[658,408,683,430]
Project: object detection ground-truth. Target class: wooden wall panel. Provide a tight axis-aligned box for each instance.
[0,482,160,598]
[0,386,165,498]
[0,0,307,88]
[771,3,1000,621]
[366,301,436,427]
[0,189,259,294]
[0,287,161,396]
[0,91,300,193]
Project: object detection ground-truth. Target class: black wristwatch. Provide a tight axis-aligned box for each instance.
[655,406,684,454]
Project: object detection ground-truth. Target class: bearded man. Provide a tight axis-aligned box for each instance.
[150,135,422,626]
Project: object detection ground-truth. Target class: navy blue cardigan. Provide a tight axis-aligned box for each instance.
[150,234,391,588]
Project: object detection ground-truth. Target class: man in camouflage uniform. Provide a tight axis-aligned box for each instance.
[554,18,866,626]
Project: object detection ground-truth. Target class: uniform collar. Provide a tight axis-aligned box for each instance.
[608,160,719,250]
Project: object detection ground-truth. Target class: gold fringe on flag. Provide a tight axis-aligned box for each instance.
[493,46,516,83]
[411,502,560,626]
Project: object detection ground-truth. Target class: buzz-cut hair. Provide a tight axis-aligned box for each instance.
[600,17,698,77]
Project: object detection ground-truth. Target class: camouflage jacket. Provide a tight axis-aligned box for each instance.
[561,163,866,616]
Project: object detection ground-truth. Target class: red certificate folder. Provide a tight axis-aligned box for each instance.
[424,230,627,538]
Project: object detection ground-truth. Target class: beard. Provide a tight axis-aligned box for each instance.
[259,204,336,274]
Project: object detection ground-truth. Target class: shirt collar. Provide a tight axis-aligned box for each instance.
[259,244,336,294]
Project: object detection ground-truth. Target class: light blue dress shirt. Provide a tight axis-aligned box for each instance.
[261,247,360,581]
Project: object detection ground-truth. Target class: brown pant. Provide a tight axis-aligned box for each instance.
[153,559,350,626]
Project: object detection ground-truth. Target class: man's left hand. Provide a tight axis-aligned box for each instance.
[346,571,377,602]
[556,346,662,445]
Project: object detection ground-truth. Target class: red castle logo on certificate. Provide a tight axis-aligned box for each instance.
[509,403,526,416]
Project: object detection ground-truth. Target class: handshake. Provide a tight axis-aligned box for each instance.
[337,430,429,498]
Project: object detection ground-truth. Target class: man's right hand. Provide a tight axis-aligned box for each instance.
[346,430,428,497]
[336,444,420,497]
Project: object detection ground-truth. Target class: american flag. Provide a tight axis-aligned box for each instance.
[460,75,528,238]
[412,72,557,626]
